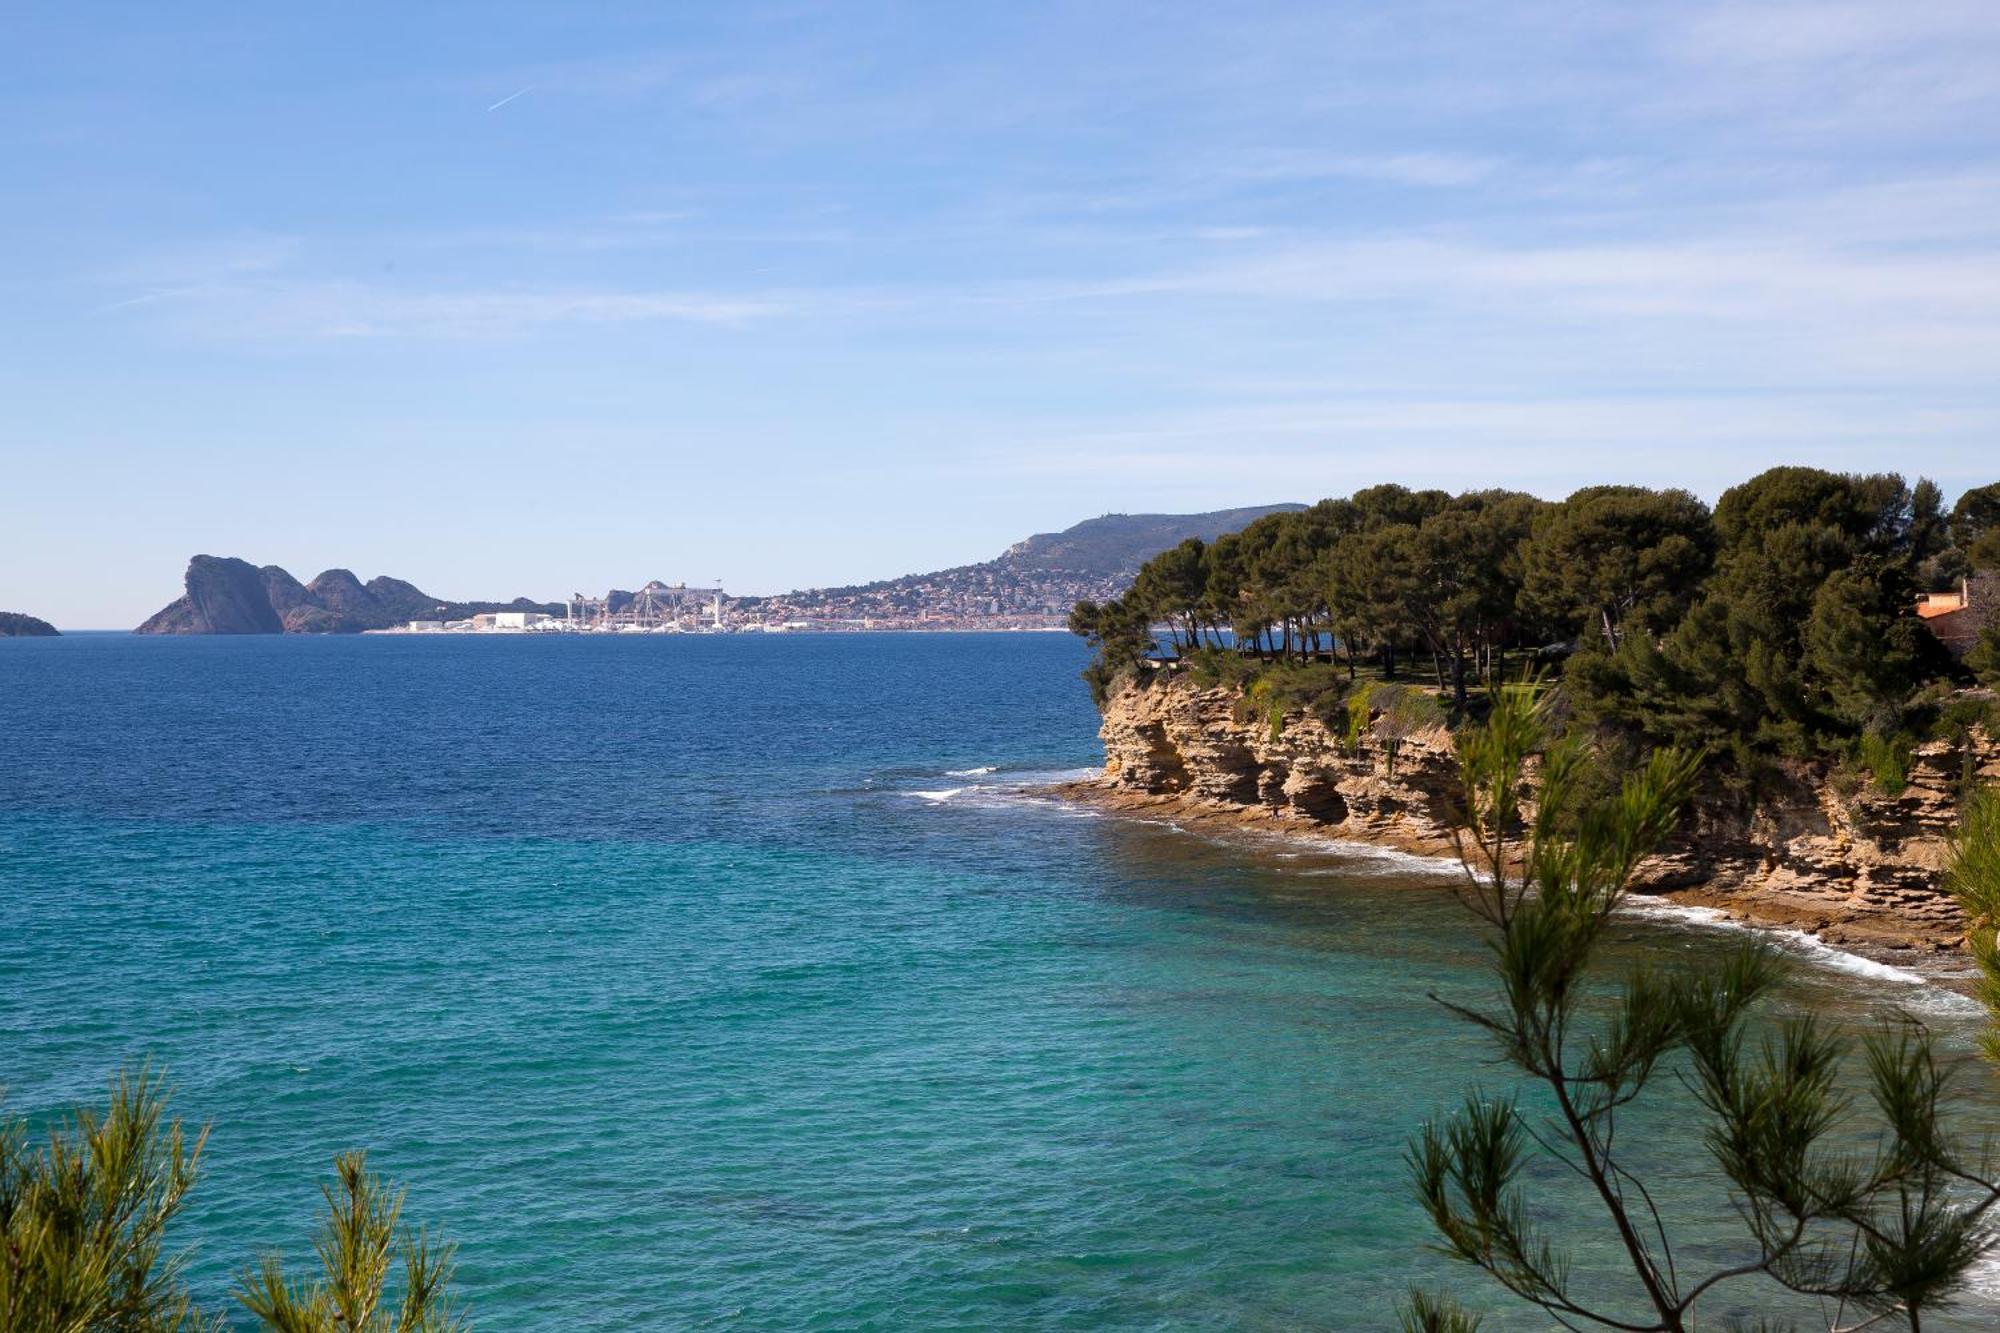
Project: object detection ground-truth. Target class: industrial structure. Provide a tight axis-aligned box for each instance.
[566,581,727,632]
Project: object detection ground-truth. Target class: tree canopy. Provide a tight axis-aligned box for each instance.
[1077,467,1998,764]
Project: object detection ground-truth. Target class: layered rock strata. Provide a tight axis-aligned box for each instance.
[1064,674,2000,962]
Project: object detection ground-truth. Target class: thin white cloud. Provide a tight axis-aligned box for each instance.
[1667,1,2000,67]
[962,394,2000,500]
[1225,149,1503,189]
[111,279,789,339]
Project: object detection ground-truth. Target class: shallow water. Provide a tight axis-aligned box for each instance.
[3,632,1996,1329]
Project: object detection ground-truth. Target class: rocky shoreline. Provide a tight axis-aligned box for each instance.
[1063,674,2000,972]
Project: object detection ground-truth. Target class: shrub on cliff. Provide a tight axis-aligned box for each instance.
[1237,660,1352,738]
[1068,598,1154,706]
[1184,645,1259,691]
[1949,785,2000,1065]
[1405,687,2000,1329]
[0,1071,464,1331]
[1856,729,1916,797]
[1969,618,2000,689]
[1341,681,1446,776]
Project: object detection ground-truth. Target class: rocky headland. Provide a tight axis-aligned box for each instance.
[0,612,59,636]
[1058,672,2000,966]
[136,556,561,634]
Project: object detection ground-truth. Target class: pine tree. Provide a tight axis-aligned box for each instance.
[0,1075,464,1332]
[1405,686,2000,1329]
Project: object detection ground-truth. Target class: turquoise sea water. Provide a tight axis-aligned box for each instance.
[4,632,2000,1329]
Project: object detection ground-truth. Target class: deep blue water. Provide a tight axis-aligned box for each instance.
[4,632,1999,1330]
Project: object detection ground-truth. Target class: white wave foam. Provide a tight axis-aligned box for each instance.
[1317,840,1467,877]
[1626,899,1926,984]
[907,788,965,803]
[1624,898,1983,1014]
[946,765,999,777]
[1002,766,1103,787]
[1967,1250,2000,1301]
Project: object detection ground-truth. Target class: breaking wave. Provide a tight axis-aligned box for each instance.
[1623,898,1982,1014]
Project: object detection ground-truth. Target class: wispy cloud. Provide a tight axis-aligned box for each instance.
[962,393,2000,501]
[101,276,790,339]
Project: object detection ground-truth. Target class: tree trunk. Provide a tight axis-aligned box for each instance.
[1451,631,1468,713]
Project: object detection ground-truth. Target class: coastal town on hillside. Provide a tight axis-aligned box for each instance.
[134,511,1303,636]
[382,564,1105,633]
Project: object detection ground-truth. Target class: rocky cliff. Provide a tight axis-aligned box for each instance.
[136,555,561,634]
[1070,673,2000,961]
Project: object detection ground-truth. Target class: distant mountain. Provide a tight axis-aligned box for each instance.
[992,506,1310,581]
[136,556,560,634]
[0,611,59,637]
[737,504,1305,628]
[136,506,1303,635]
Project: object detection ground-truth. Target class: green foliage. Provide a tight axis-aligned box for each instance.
[1970,616,2000,688]
[1343,686,1373,752]
[1183,646,1259,691]
[0,1073,464,1333]
[1561,468,1966,763]
[0,1069,214,1333]
[1238,660,1352,736]
[1342,681,1446,775]
[1948,786,2000,1065]
[1520,485,1713,645]
[1398,1287,1483,1332]
[1856,730,1915,797]
[1408,688,2000,1329]
[1920,690,1996,740]
[1127,538,1211,653]
[1083,468,1998,776]
[1952,483,2000,570]
[1068,597,1153,705]
[1805,563,1930,731]
[1078,658,1118,710]
[239,1153,464,1333]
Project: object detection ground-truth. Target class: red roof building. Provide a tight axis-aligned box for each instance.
[1920,573,1997,658]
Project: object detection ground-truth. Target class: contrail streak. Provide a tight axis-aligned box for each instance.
[486,86,532,112]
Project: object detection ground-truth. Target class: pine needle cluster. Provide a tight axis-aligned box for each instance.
[1405,684,2000,1331]
[0,1076,462,1333]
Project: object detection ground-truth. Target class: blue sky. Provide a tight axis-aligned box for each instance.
[5,2,2000,626]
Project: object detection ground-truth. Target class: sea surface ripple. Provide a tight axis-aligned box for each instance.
[3,633,1997,1329]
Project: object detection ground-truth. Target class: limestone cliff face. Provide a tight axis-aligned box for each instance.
[1098,673,1466,854]
[1091,673,2000,956]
